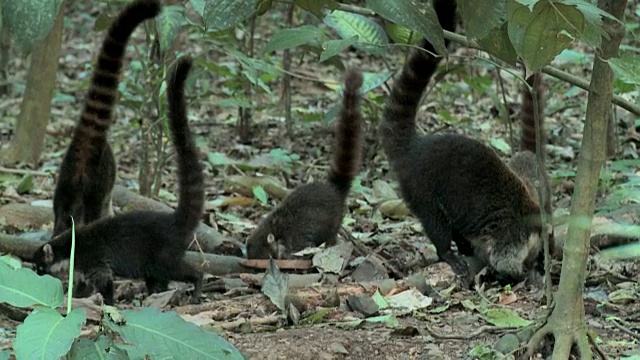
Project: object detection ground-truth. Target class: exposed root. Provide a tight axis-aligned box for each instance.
[523,321,593,359]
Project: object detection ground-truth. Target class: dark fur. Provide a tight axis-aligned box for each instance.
[34,57,204,305]
[246,69,364,259]
[380,0,545,285]
[52,0,161,236]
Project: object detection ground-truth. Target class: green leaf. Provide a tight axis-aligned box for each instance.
[320,36,358,62]
[560,0,621,47]
[263,25,326,53]
[323,10,388,55]
[0,262,64,308]
[252,185,269,204]
[262,259,289,311]
[207,151,238,167]
[459,0,506,40]
[490,137,511,155]
[189,0,205,17]
[157,4,185,52]
[384,23,420,45]
[366,0,446,55]
[203,0,258,31]
[482,308,532,328]
[610,51,640,86]
[507,0,584,74]
[476,22,517,65]
[2,0,63,53]
[360,71,394,93]
[294,0,340,19]
[68,335,129,359]
[16,174,34,194]
[13,308,86,360]
[108,308,243,359]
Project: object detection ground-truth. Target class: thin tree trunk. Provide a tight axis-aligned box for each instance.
[525,0,627,358]
[1,1,64,165]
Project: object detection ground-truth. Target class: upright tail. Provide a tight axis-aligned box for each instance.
[73,0,161,141]
[520,73,545,153]
[167,57,205,235]
[328,69,364,196]
[380,0,457,161]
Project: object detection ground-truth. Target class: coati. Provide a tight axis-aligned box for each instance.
[245,69,364,259]
[52,0,161,237]
[33,56,204,305]
[380,0,545,285]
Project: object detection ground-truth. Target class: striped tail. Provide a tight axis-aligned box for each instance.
[327,69,364,196]
[166,57,205,236]
[73,0,161,142]
[380,0,457,162]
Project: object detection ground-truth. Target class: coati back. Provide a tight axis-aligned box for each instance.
[52,0,161,236]
[245,69,364,259]
[34,57,204,305]
[380,0,545,285]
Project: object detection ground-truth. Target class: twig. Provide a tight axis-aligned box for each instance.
[0,167,49,176]
[610,319,640,341]
[425,324,516,340]
[587,331,609,360]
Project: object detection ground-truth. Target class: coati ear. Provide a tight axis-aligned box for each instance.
[43,244,55,265]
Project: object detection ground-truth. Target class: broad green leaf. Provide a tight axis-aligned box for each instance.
[2,0,63,53]
[610,51,640,86]
[507,0,584,74]
[0,262,64,308]
[294,0,340,19]
[320,36,358,62]
[361,71,394,93]
[16,174,33,194]
[203,0,258,31]
[560,0,621,47]
[189,0,205,17]
[157,5,185,52]
[256,0,273,16]
[366,0,446,55]
[252,185,269,204]
[208,151,238,166]
[477,22,517,65]
[263,25,326,53]
[482,308,532,328]
[384,23,420,45]
[109,308,243,359]
[262,259,289,311]
[490,137,511,155]
[459,0,506,40]
[323,10,388,55]
[13,308,86,360]
[68,336,129,359]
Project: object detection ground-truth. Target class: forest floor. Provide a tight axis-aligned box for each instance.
[1,2,640,360]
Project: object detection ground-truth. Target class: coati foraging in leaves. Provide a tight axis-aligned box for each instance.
[52,0,161,237]
[246,69,364,259]
[380,0,545,285]
[34,57,204,305]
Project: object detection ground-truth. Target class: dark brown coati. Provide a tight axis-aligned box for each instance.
[245,69,364,259]
[34,57,204,305]
[52,0,161,237]
[380,0,545,285]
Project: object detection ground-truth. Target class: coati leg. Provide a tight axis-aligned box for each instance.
[86,264,115,305]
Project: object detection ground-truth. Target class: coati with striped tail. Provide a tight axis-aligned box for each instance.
[246,69,364,259]
[380,0,546,285]
[52,0,161,237]
[34,57,204,305]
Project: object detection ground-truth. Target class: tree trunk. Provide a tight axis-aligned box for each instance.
[0,1,64,165]
[526,0,627,358]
